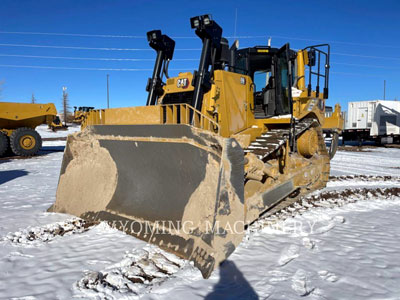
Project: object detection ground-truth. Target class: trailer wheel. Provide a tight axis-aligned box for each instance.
[10,127,42,156]
[0,131,9,157]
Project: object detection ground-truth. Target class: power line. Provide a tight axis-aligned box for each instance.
[0,31,145,39]
[0,64,153,71]
[333,62,400,70]
[0,43,200,51]
[1,43,400,62]
[269,35,400,49]
[0,54,153,61]
[0,53,396,70]
[290,46,400,61]
[0,30,266,40]
[0,53,398,71]
[330,71,387,78]
[332,52,400,61]
[0,53,197,61]
[1,30,399,49]
[0,64,192,71]
[0,43,155,51]
[0,63,392,77]
[0,57,398,73]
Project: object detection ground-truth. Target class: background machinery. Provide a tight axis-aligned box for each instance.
[73,106,95,124]
[50,15,343,278]
[48,115,68,132]
[0,102,58,157]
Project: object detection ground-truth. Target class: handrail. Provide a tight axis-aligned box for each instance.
[161,103,220,134]
[81,103,220,135]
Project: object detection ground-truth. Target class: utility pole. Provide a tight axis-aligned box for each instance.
[107,74,110,109]
[383,80,386,100]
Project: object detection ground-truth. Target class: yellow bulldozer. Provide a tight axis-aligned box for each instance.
[50,15,343,278]
[0,102,58,157]
[73,106,94,124]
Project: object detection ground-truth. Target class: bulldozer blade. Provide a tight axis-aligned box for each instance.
[49,124,245,278]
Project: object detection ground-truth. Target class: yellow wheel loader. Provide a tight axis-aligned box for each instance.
[0,102,58,157]
[50,15,343,278]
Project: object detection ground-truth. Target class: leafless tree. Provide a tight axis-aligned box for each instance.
[61,87,71,126]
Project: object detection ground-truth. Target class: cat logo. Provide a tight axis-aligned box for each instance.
[177,78,189,89]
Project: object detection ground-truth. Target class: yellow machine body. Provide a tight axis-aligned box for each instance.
[51,18,344,278]
[82,50,343,141]
[0,102,58,157]
[0,102,57,135]
[73,106,95,124]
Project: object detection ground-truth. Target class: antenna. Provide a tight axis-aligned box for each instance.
[234,8,238,39]
[266,37,272,85]
[107,74,110,108]
[383,79,386,100]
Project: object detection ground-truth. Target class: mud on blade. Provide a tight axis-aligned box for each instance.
[49,124,244,278]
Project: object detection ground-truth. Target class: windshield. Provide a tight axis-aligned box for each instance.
[234,56,247,75]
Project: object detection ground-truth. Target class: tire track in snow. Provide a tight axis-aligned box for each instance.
[73,186,400,298]
[1,218,96,246]
[251,187,400,232]
[329,175,400,182]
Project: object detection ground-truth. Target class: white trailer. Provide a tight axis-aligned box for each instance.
[343,100,400,144]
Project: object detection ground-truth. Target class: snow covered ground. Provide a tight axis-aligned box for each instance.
[36,124,80,139]
[331,147,400,177]
[1,130,400,299]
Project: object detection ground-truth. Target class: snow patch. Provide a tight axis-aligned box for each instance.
[278,244,300,266]
[291,269,314,296]
[318,270,339,283]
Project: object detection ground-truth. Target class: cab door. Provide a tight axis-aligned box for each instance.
[275,44,294,116]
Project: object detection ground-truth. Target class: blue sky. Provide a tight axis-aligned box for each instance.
[0,0,399,112]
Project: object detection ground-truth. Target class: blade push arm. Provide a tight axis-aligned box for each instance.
[190,15,222,118]
[146,30,175,106]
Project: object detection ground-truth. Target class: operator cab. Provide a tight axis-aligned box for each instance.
[233,46,297,119]
[144,15,297,122]
[145,15,329,126]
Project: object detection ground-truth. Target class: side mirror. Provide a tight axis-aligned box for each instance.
[307,49,316,66]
